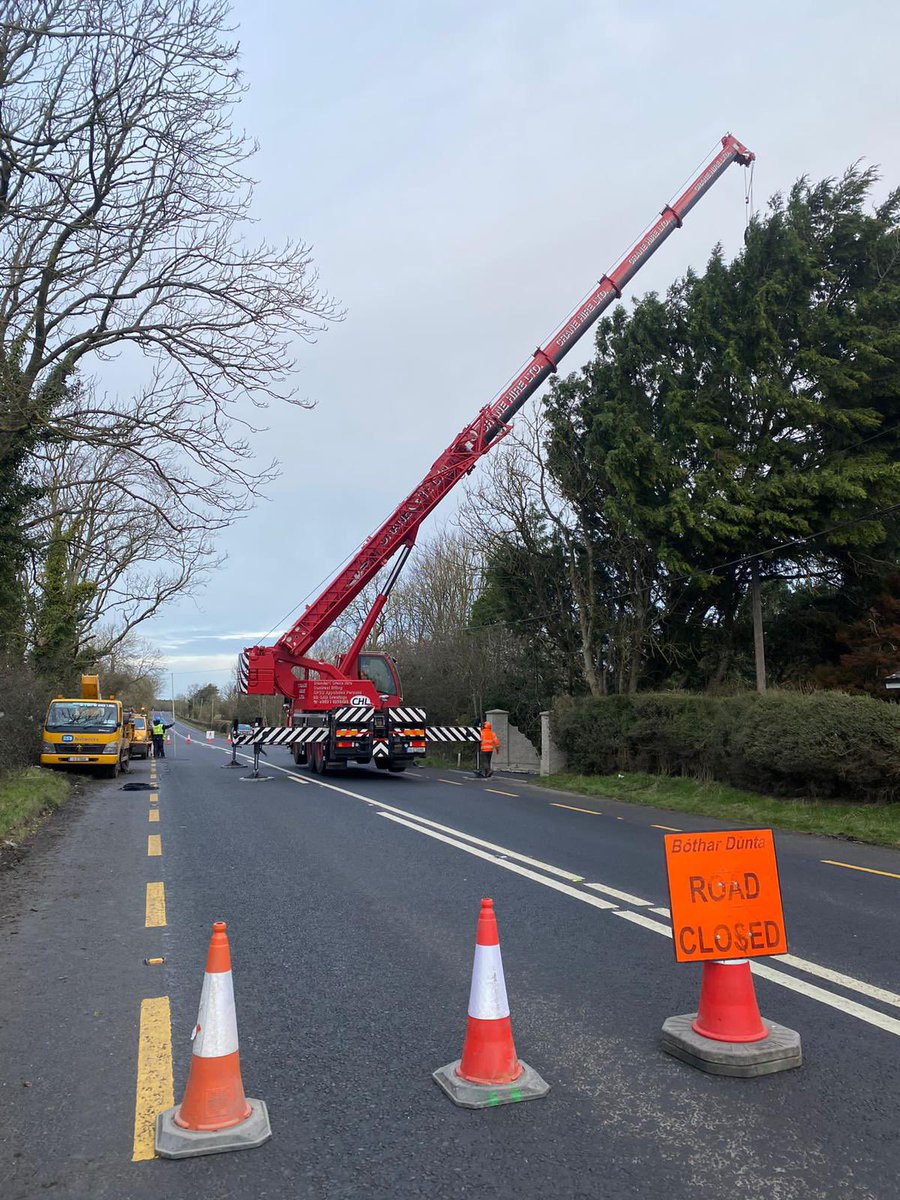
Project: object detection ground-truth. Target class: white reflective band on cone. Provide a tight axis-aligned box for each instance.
[467,943,510,1020]
[715,958,749,966]
[191,970,239,1057]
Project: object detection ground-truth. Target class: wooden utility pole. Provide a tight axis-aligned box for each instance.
[750,558,767,693]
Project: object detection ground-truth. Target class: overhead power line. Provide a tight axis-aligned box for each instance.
[466,500,900,634]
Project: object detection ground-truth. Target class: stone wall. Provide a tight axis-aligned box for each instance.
[484,709,540,775]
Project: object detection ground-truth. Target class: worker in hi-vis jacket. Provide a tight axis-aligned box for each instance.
[151,716,173,758]
[476,719,500,778]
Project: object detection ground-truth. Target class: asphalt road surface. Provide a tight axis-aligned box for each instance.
[1,725,898,1199]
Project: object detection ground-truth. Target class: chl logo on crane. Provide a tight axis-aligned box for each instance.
[350,695,370,707]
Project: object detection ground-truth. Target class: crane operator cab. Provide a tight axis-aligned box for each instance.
[357,652,402,706]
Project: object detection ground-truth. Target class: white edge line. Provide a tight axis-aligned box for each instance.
[772,953,900,1011]
[586,881,654,907]
[377,812,618,910]
[614,911,674,935]
[627,903,900,1011]
[611,912,900,1037]
[373,809,584,881]
[750,961,900,1037]
[184,729,579,882]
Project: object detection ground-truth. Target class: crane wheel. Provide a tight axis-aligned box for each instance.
[312,743,328,775]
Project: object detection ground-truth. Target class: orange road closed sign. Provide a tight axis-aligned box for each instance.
[664,829,787,963]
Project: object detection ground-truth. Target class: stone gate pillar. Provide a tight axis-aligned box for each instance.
[485,709,510,771]
[540,710,567,777]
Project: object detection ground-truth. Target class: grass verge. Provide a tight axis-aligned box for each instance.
[0,766,72,842]
[539,772,900,849]
[421,750,478,772]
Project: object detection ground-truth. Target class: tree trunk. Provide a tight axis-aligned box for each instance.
[627,638,642,695]
[750,559,767,693]
[579,639,603,697]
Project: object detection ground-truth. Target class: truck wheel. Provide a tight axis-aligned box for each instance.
[388,764,406,774]
[312,743,328,774]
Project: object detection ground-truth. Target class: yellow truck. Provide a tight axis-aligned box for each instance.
[129,710,152,759]
[40,675,131,778]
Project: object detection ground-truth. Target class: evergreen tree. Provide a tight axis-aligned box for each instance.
[482,168,900,693]
[30,519,96,689]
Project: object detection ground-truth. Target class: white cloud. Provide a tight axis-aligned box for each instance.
[161,654,237,677]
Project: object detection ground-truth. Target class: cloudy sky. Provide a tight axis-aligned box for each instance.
[144,0,900,693]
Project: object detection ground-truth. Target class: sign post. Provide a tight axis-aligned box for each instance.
[660,828,801,1077]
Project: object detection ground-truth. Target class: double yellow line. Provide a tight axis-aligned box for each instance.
[132,766,174,1163]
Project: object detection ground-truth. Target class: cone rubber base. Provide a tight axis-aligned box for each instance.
[433,1059,549,1108]
[661,1013,801,1077]
[155,1099,272,1158]
[239,774,273,783]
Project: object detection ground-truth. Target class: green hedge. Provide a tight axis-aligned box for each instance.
[552,691,900,803]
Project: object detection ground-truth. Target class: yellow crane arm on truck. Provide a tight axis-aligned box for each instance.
[41,675,131,779]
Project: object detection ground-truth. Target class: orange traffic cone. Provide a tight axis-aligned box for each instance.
[155,922,271,1158]
[692,960,767,1042]
[186,733,191,744]
[459,898,521,1083]
[433,898,549,1108]
[661,957,802,1076]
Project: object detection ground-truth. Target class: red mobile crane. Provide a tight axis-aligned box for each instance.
[242,134,754,773]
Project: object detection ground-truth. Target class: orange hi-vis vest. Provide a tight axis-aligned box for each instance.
[480,724,500,753]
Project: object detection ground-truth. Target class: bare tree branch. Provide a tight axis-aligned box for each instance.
[1,0,340,438]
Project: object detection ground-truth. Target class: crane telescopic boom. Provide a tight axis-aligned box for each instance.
[244,133,754,706]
